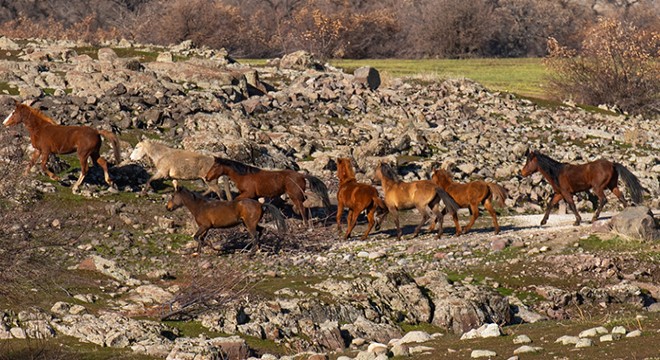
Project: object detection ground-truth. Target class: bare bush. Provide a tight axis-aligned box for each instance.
[160,260,252,321]
[545,18,660,116]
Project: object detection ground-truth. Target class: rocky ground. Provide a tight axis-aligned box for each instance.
[0,37,659,360]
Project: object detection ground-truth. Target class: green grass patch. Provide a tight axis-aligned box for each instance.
[242,334,290,357]
[578,235,645,253]
[0,336,157,360]
[0,81,20,95]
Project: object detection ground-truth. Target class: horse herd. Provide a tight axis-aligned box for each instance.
[3,101,646,253]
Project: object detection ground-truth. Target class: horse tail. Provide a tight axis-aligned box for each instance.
[436,187,460,215]
[487,182,508,207]
[98,130,121,164]
[262,203,287,235]
[305,175,331,211]
[374,196,387,212]
[614,163,644,204]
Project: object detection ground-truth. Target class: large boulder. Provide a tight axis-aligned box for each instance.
[610,206,659,241]
[353,66,381,90]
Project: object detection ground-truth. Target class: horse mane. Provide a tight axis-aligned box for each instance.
[379,163,400,182]
[337,158,356,180]
[533,151,565,185]
[214,158,261,175]
[20,104,58,125]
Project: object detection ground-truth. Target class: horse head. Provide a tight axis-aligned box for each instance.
[130,142,147,161]
[3,101,23,126]
[521,149,538,176]
[432,169,452,187]
[166,187,185,211]
[336,158,355,181]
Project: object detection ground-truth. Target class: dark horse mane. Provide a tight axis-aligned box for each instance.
[533,151,565,185]
[215,158,261,175]
[379,163,400,182]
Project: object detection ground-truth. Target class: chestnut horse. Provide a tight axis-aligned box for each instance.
[3,102,120,192]
[521,150,643,226]
[431,169,508,235]
[375,162,459,240]
[336,158,387,240]
[166,187,286,253]
[205,158,331,226]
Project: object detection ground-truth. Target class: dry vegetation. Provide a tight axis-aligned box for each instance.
[0,0,657,59]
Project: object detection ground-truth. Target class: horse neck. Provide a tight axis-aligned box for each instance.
[178,191,205,216]
[143,143,169,163]
[221,165,244,181]
[535,155,565,187]
[435,173,453,187]
[378,172,398,191]
[338,167,356,184]
[20,109,49,132]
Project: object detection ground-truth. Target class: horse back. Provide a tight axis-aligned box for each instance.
[35,124,101,154]
[561,159,614,193]
[339,180,379,206]
[164,152,215,180]
[446,181,490,207]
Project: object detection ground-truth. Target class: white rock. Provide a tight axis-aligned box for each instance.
[409,345,435,354]
[575,338,593,348]
[513,345,543,354]
[10,327,26,339]
[611,326,627,335]
[367,342,388,354]
[471,349,497,358]
[399,330,432,344]
[513,334,532,344]
[626,330,642,338]
[555,335,580,345]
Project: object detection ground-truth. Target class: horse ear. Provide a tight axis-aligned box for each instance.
[22,99,36,107]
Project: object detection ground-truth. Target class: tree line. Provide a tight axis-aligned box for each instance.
[0,0,657,59]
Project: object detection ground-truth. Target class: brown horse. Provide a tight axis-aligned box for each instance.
[431,169,508,235]
[521,150,644,226]
[3,102,120,192]
[375,162,459,240]
[336,158,388,240]
[166,187,286,253]
[205,158,331,225]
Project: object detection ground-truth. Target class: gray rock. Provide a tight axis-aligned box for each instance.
[610,206,659,241]
[575,338,594,348]
[513,345,543,354]
[353,67,381,91]
[471,349,497,358]
[513,334,532,344]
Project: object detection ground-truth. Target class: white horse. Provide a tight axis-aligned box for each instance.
[130,139,232,199]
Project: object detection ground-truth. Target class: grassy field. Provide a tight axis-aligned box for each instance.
[241,58,549,99]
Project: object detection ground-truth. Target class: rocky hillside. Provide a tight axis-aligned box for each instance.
[0,37,658,360]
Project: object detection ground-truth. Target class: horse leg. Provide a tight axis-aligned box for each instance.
[291,195,308,227]
[346,209,360,240]
[72,152,93,192]
[391,208,402,241]
[484,198,500,234]
[462,203,480,234]
[541,193,563,226]
[412,206,430,237]
[24,149,41,176]
[92,151,113,187]
[361,206,377,240]
[40,151,60,181]
[591,187,608,223]
[143,171,165,194]
[561,191,581,226]
[336,198,345,233]
[611,186,628,207]
[193,226,209,253]
[222,177,233,201]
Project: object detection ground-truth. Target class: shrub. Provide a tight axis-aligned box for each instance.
[545,18,660,116]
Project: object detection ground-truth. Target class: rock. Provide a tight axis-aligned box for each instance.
[0,36,20,50]
[579,326,608,338]
[555,335,580,345]
[51,301,72,315]
[157,52,174,63]
[280,51,321,71]
[513,345,543,354]
[471,349,497,358]
[10,327,26,339]
[575,338,594,348]
[626,330,642,338]
[98,48,119,63]
[398,330,432,344]
[610,206,659,241]
[353,67,381,90]
[461,323,501,340]
[367,342,388,355]
[77,255,139,285]
[611,326,627,335]
[390,343,410,357]
[513,334,532,344]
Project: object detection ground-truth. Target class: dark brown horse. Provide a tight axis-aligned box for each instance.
[205,158,331,225]
[166,187,286,253]
[432,169,508,235]
[521,150,643,226]
[375,162,459,240]
[3,102,120,192]
[336,158,388,240]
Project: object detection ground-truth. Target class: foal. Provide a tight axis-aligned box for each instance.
[3,102,120,192]
[375,162,459,240]
[166,187,286,253]
[432,169,508,235]
[335,158,387,240]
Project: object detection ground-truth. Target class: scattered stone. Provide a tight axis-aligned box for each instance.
[611,326,627,335]
[626,330,642,338]
[471,349,497,358]
[513,334,532,344]
[513,345,543,354]
[461,323,501,340]
[575,338,594,348]
[610,206,660,241]
[555,335,580,345]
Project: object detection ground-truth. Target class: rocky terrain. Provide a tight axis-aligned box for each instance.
[0,37,659,360]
